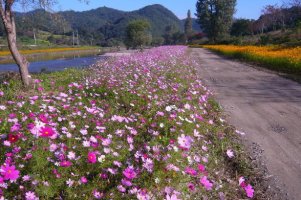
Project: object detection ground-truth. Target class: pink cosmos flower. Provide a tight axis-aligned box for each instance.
[121,178,132,187]
[8,134,19,143]
[184,167,197,176]
[198,164,206,173]
[22,175,31,182]
[40,126,55,138]
[143,158,154,172]
[10,123,21,132]
[187,183,195,191]
[117,185,126,193]
[137,189,150,200]
[80,176,88,184]
[0,164,20,181]
[123,167,137,180]
[25,191,39,200]
[177,134,193,149]
[8,113,17,119]
[38,114,49,123]
[67,151,76,160]
[244,184,254,198]
[226,149,235,158]
[166,194,181,200]
[200,176,213,191]
[102,138,111,146]
[88,152,97,164]
[93,190,104,199]
[239,177,246,187]
[37,87,44,92]
[34,79,41,83]
[60,160,72,167]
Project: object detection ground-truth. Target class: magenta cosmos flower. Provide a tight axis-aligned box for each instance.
[123,167,137,180]
[200,176,213,191]
[244,184,254,198]
[40,126,55,138]
[87,152,97,163]
[0,164,20,181]
[60,160,72,167]
[185,167,198,176]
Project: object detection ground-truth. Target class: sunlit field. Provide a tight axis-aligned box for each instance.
[196,45,301,74]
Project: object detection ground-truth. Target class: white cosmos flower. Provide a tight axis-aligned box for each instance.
[67,151,76,160]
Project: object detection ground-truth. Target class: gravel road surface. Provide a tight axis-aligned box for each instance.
[191,48,301,200]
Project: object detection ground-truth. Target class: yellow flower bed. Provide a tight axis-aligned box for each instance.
[0,47,98,57]
[202,45,301,63]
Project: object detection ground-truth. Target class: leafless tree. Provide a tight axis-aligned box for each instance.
[288,0,301,7]
[261,5,280,31]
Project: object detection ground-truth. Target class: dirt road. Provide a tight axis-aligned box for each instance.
[191,48,301,200]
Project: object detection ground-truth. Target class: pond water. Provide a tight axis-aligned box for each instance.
[0,56,105,73]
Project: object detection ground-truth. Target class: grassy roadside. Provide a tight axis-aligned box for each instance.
[0,47,265,199]
[190,45,301,82]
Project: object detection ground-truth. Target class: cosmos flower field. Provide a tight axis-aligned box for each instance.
[0,46,255,199]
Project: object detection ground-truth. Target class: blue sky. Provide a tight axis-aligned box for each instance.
[24,0,284,19]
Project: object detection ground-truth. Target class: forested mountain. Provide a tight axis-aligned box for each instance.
[0,4,201,46]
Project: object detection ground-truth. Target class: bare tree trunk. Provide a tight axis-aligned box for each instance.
[0,1,31,86]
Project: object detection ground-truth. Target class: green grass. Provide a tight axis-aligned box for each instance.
[0,69,88,102]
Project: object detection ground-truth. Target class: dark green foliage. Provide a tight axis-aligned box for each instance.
[134,5,182,38]
[15,9,72,35]
[196,0,236,42]
[184,10,193,37]
[162,24,185,45]
[151,36,165,46]
[124,20,152,49]
[231,19,253,36]
[192,18,202,32]
[181,18,202,32]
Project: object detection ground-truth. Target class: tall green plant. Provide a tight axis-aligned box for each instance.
[124,20,152,49]
[196,0,236,42]
[184,10,193,39]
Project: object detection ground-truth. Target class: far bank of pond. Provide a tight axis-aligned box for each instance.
[0,47,118,64]
[0,47,120,73]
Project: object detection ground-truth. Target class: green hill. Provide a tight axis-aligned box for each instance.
[0,4,202,46]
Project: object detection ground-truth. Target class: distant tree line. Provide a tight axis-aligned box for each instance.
[195,0,301,44]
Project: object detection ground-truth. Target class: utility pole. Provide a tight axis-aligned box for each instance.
[76,30,79,46]
[90,35,94,46]
[72,31,74,46]
[33,30,37,46]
